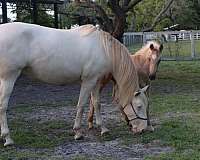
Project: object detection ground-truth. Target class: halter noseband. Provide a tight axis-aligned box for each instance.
[122,102,147,124]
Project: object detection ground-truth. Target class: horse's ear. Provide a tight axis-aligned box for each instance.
[150,44,154,50]
[160,44,163,52]
[140,85,149,93]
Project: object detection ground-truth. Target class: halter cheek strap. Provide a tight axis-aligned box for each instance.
[122,102,147,124]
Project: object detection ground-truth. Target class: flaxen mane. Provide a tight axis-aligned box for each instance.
[134,41,161,57]
[100,31,139,106]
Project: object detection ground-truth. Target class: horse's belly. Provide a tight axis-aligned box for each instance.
[22,66,81,84]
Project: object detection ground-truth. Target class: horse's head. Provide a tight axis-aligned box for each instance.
[122,85,149,134]
[147,42,163,80]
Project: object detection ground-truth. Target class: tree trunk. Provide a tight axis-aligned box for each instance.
[112,13,126,42]
[108,1,126,42]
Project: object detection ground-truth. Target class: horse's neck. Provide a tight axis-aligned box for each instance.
[100,30,140,105]
[131,54,150,75]
[110,44,139,106]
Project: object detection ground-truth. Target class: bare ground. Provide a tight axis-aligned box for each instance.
[4,75,173,160]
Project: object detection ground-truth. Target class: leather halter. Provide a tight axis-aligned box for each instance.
[122,102,147,124]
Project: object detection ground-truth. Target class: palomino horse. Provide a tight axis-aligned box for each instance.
[88,41,163,132]
[0,22,149,146]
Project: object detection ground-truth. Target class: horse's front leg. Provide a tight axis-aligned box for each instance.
[91,83,109,135]
[73,79,97,140]
[145,83,154,132]
[87,81,105,129]
[0,72,20,146]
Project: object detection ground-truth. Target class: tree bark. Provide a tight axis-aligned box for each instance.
[108,0,126,41]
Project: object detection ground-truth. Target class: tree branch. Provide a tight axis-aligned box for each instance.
[122,0,131,9]
[123,0,143,12]
[143,0,174,32]
[74,1,114,33]
[108,0,122,15]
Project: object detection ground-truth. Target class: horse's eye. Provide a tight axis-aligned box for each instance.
[137,105,142,110]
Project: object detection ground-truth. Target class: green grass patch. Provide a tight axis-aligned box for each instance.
[150,94,200,115]
[145,61,200,159]
[5,119,73,148]
[0,119,74,158]
[99,61,200,159]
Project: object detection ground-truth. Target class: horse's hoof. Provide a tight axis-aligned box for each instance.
[146,125,154,132]
[101,127,109,136]
[74,133,84,140]
[4,138,14,147]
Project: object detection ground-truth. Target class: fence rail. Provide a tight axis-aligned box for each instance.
[123,31,200,60]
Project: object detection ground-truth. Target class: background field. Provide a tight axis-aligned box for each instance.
[0,61,200,159]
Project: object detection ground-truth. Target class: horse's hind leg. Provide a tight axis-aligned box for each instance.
[87,83,104,129]
[0,71,21,146]
[87,97,94,129]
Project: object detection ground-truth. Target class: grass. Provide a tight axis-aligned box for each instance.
[0,118,74,159]
[10,120,73,148]
[98,61,200,159]
[144,61,200,159]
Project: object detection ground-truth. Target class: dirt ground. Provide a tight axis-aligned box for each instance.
[5,75,173,160]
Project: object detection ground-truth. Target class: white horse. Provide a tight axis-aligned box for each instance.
[0,22,149,146]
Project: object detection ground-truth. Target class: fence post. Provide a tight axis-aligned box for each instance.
[32,0,38,24]
[191,31,195,59]
[54,3,58,28]
[143,32,146,44]
[2,0,7,23]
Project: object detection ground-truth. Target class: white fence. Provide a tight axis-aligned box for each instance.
[123,31,200,60]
